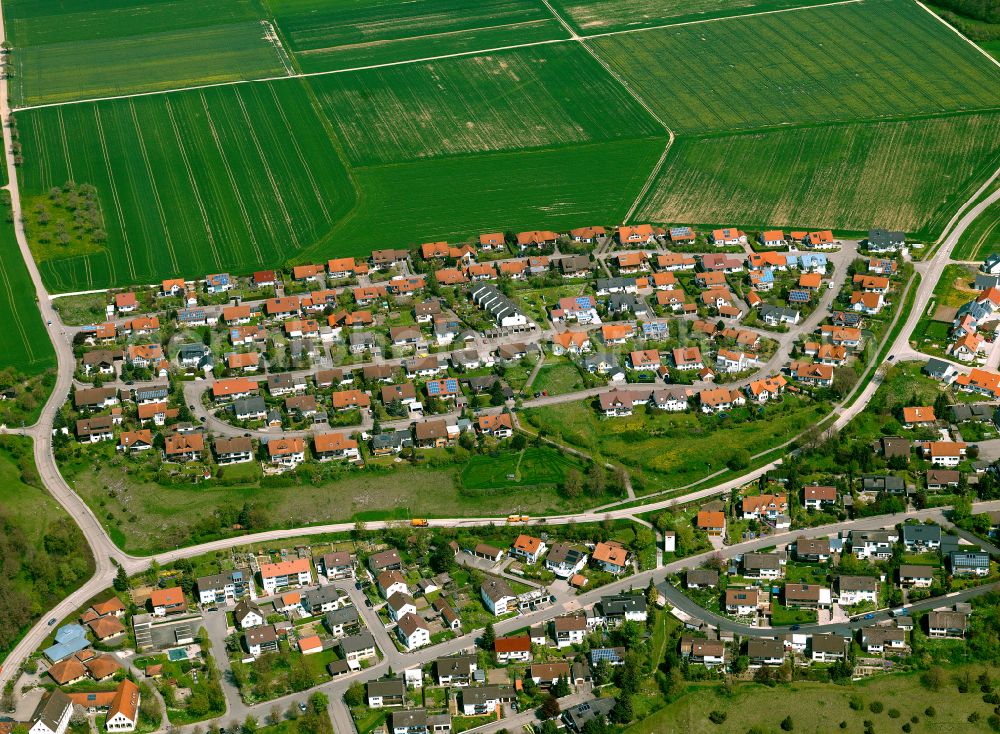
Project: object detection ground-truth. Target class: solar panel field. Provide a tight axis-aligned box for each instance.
[590,0,1000,135]
[7,0,1000,292]
[633,113,1000,237]
[7,0,288,106]
[264,0,570,73]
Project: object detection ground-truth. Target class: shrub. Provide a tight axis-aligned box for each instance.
[888,710,900,719]
[988,713,1000,731]
[850,696,864,711]
[902,724,911,733]
[840,723,847,729]
[910,716,919,724]
[780,716,794,731]
[925,706,936,717]
[970,712,982,723]
[870,702,884,714]
[708,711,727,725]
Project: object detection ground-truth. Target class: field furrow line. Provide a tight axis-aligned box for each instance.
[0,259,34,363]
[164,98,223,270]
[92,107,137,281]
[232,87,299,250]
[265,85,331,221]
[85,256,94,289]
[127,100,180,273]
[56,108,73,181]
[624,138,672,223]
[198,92,265,265]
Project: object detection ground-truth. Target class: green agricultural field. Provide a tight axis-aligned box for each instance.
[19,80,355,291]
[310,43,664,165]
[460,446,586,490]
[0,216,54,374]
[953,197,1000,260]
[591,0,1000,136]
[264,0,569,73]
[550,0,840,33]
[7,0,288,107]
[521,395,823,490]
[636,113,1000,238]
[300,137,665,258]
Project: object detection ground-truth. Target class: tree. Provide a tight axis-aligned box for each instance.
[539,695,560,720]
[727,449,750,471]
[481,622,496,651]
[243,716,258,734]
[344,683,365,708]
[113,564,129,592]
[553,675,570,698]
[646,578,659,609]
[429,543,456,574]
[611,694,634,724]
[563,469,583,498]
[832,366,859,397]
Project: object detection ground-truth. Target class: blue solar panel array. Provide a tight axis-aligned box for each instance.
[428,379,459,396]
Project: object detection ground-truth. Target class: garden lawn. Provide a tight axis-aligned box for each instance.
[910,263,979,356]
[531,361,586,396]
[521,395,823,490]
[636,112,1000,239]
[592,0,1000,136]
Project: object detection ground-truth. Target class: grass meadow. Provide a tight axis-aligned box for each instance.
[521,395,822,491]
[953,197,1000,260]
[19,80,355,290]
[636,113,1000,238]
[625,667,996,734]
[459,446,586,490]
[7,0,287,106]
[310,43,664,165]
[264,0,569,73]
[591,0,1000,135]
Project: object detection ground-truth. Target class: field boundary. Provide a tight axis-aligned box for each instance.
[913,0,1000,70]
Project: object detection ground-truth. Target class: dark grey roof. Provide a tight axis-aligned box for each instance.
[325,605,360,628]
[367,678,405,698]
[563,697,617,729]
[233,599,263,625]
[339,630,376,654]
[601,594,647,616]
[31,689,73,732]
[902,524,941,543]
